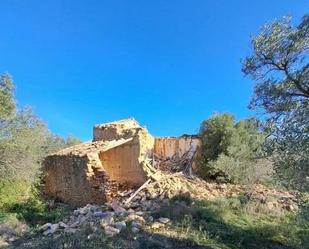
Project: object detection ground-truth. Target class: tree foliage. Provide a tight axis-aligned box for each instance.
[0,73,81,184]
[199,113,271,183]
[243,15,309,191]
[0,73,15,120]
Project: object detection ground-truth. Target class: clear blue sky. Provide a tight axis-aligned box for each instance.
[0,1,308,141]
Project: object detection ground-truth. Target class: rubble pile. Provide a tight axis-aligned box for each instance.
[40,173,297,236]
[152,150,197,174]
[118,173,299,212]
[39,202,170,237]
[39,172,299,238]
[40,118,300,240]
[43,118,202,206]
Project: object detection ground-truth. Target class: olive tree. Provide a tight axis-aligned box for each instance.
[0,73,81,184]
[242,15,309,191]
[199,113,271,184]
[0,73,15,120]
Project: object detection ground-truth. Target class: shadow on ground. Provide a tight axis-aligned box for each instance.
[153,195,304,249]
[5,228,212,249]
[3,194,308,249]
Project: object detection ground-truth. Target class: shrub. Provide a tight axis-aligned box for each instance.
[207,154,273,184]
[0,72,81,186]
[199,113,272,183]
[242,15,309,192]
[0,72,81,225]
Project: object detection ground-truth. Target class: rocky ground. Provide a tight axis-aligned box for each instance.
[0,174,303,249]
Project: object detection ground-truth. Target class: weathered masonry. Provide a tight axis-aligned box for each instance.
[43,119,201,205]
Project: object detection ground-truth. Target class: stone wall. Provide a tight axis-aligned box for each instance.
[154,135,201,159]
[44,153,109,206]
[44,119,154,206]
[43,119,200,206]
[99,140,146,186]
[93,118,141,141]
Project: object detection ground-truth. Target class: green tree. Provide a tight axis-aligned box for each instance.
[242,15,309,191]
[199,113,270,183]
[199,113,235,165]
[0,73,15,119]
[0,73,81,184]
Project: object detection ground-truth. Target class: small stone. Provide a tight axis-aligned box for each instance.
[78,207,88,215]
[148,216,154,222]
[162,198,170,206]
[127,214,145,224]
[43,223,59,236]
[0,239,9,247]
[92,211,106,218]
[78,216,87,224]
[151,222,164,229]
[104,226,120,237]
[158,217,170,224]
[286,204,297,212]
[127,208,135,213]
[127,213,137,221]
[131,227,140,233]
[135,211,144,216]
[141,200,152,211]
[64,228,77,234]
[59,222,68,229]
[114,221,126,231]
[69,221,80,228]
[40,223,52,231]
[131,221,142,228]
[110,201,126,214]
[100,212,114,227]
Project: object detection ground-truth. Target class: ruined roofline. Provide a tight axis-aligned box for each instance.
[47,138,133,157]
[155,134,200,139]
[93,118,140,128]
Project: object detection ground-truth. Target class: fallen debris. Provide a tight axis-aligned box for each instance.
[43,118,201,206]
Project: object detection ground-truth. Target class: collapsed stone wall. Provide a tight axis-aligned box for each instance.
[43,140,129,206]
[44,118,201,206]
[154,135,201,159]
[44,119,155,206]
[93,118,141,141]
[98,129,154,186]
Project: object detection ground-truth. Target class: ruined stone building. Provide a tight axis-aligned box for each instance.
[43,119,200,206]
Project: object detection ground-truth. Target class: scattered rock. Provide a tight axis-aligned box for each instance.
[43,223,59,236]
[151,222,164,229]
[110,200,126,214]
[92,211,106,218]
[64,228,77,234]
[131,227,140,233]
[59,222,68,229]
[135,211,144,216]
[114,221,126,231]
[69,221,80,228]
[127,208,135,213]
[158,217,170,224]
[131,221,142,229]
[104,226,120,237]
[39,223,52,231]
[100,212,114,227]
[0,239,9,247]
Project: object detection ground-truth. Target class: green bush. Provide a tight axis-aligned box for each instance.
[0,179,30,209]
[0,179,71,226]
[0,72,80,226]
[242,15,309,192]
[199,113,272,183]
[0,72,81,185]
